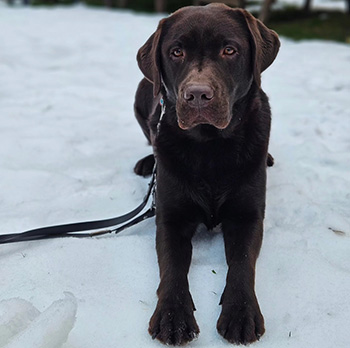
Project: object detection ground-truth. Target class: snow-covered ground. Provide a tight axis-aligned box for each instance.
[273,0,347,11]
[0,4,349,348]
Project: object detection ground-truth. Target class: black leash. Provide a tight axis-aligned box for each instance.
[0,98,166,245]
[0,166,157,245]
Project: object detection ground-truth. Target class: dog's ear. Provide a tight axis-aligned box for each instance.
[137,19,166,97]
[239,10,280,86]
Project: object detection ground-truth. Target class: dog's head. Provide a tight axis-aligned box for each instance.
[137,4,280,130]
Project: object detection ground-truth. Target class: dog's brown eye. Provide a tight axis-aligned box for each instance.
[223,47,236,55]
[171,48,184,57]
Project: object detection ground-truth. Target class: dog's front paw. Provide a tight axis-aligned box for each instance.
[134,154,155,177]
[217,301,265,345]
[149,302,199,345]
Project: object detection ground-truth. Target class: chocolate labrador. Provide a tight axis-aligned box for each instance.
[133,3,280,345]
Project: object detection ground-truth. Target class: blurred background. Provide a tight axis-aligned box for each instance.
[1,0,350,43]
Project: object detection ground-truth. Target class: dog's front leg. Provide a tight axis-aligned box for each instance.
[217,217,265,345]
[149,220,199,345]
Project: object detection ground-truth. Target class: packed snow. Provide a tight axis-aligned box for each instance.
[2,293,77,348]
[0,4,349,348]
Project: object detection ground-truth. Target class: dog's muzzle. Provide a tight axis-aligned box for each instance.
[177,83,230,130]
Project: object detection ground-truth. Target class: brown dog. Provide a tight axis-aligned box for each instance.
[133,4,280,345]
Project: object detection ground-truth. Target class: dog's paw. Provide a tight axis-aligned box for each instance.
[134,154,155,177]
[267,153,274,167]
[217,302,265,345]
[149,303,199,345]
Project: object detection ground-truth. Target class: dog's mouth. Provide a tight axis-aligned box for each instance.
[176,104,231,130]
[177,114,229,130]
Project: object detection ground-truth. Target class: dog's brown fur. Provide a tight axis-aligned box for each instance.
[133,4,280,345]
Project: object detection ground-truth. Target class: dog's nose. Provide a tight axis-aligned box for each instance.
[184,84,214,107]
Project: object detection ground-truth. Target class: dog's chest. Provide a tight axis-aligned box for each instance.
[179,145,241,224]
[188,177,228,228]
[156,131,248,225]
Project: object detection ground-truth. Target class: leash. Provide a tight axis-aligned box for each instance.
[0,99,166,245]
[0,166,156,244]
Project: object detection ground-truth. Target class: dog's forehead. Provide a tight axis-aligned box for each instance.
[163,6,248,43]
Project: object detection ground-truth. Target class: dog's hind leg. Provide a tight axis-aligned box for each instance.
[134,105,155,176]
[134,154,155,177]
[267,153,274,167]
[134,78,156,177]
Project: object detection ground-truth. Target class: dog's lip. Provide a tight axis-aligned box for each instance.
[176,100,232,130]
[177,116,230,130]
[178,118,190,130]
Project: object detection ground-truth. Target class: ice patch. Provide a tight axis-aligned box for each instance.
[1,293,77,348]
[0,298,40,347]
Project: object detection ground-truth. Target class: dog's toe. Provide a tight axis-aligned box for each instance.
[149,302,199,346]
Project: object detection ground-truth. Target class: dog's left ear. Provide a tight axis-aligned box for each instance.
[137,19,166,97]
[239,10,280,87]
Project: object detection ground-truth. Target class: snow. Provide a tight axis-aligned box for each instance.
[275,0,348,12]
[0,298,40,346]
[2,293,77,348]
[243,0,348,13]
[0,4,350,348]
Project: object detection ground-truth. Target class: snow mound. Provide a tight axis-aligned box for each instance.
[1,293,77,348]
[0,298,40,347]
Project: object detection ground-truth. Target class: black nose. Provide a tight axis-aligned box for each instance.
[184,84,214,107]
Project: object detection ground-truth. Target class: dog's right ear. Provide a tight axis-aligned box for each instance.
[137,19,165,97]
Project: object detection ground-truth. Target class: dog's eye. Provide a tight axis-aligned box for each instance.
[223,47,236,56]
[171,48,184,58]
